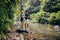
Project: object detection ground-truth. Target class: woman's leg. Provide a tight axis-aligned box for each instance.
[22,21,24,29]
[25,23,27,30]
[20,21,24,29]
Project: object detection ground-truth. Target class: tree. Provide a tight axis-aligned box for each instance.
[0,0,21,37]
[43,0,60,12]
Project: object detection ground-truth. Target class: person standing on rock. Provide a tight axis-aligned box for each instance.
[25,10,30,30]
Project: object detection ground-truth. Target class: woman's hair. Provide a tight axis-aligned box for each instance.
[21,11,23,14]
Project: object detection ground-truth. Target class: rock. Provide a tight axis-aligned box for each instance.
[16,29,28,34]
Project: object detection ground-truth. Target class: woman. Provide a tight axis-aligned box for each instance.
[20,11,25,29]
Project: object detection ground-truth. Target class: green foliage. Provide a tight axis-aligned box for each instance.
[0,0,21,36]
[56,11,60,19]
[43,0,60,12]
[37,11,60,25]
[26,0,41,13]
[0,0,13,35]
[30,0,60,25]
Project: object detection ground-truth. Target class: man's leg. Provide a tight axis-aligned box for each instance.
[27,19,29,28]
[25,19,29,30]
[25,20,27,30]
[27,23,29,29]
[26,19,29,31]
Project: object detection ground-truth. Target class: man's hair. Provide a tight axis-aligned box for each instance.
[25,10,28,13]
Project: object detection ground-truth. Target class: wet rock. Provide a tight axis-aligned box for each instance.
[16,29,28,34]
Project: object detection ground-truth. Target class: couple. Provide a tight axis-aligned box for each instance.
[20,10,30,30]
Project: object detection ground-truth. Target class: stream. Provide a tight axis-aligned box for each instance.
[5,21,60,40]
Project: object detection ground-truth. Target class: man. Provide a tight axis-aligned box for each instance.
[25,10,30,30]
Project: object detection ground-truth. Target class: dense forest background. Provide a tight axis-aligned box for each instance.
[0,0,60,39]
